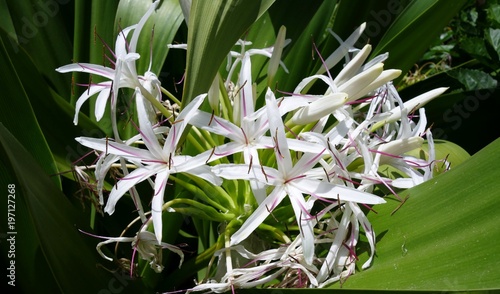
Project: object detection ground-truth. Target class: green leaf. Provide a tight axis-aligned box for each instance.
[114,0,184,74]
[183,0,275,105]
[270,0,338,92]
[0,33,60,188]
[459,37,491,61]
[447,68,497,91]
[486,27,500,58]
[81,0,120,133]
[372,0,468,84]
[486,4,500,27]
[4,0,72,96]
[0,124,141,293]
[329,137,500,290]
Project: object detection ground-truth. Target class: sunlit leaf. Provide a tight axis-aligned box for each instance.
[115,0,184,74]
[372,0,468,84]
[328,138,500,290]
[183,0,275,105]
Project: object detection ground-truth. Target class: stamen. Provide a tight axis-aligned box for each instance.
[265,204,279,223]
[208,110,215,126]
[260,165,269,182]
[205,147,216,164]
[273,128,284,159]
[247,155,253,174]
[391,194,409,216]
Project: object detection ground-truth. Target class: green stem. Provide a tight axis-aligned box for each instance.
[138,83,173,121]
[161,86,182,106]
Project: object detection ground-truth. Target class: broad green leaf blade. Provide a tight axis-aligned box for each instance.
[329,138,500,290]
[1,28,105,181]
[114,0,184,75]
[5,0,72,96]
[0,0,16,39]
[85,0,120,133]
[0,124,141,293]
[0,33,60,188]
[271,0,338,92]
[372,0,467,85]
[183,0,275,105]
[0,153,60,293]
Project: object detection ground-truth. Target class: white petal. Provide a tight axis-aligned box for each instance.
[163,94,206,153]
[377,136,423,165]
[152,169,170,244]
[230,187,287,246]
[104,167,158,214]
[75,137,157,161]
[265,88,293,173]
[347,69,401,102]
[212,164,281,186]
[94,87,112,122]
[291,92,348,125]
[56,63,115,79]
[72,82,111,125]
[338,63,383,99]
[136,89,164,160]
[296,178,386,204]
[129,0,160,53]
[115,26,135,57]
[334,44,372,86]
[318,22,366,75]
[385,87,449,124]
[189,110,243,142]
[287,185,315,265]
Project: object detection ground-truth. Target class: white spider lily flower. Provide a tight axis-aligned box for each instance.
[91,230,184,274]
[213,89,385,265]
[56,0,160,125]
[318,23,367,75]
[371,87,449,131]
[291,92,348,125]
[333,44,373,85]
[189,244,319,292]
[376,136,424,165]
[76,94,221,244]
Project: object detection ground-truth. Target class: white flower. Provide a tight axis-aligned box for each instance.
[56,0,160,125]
[88,230,184,274]
[76,94,221,243]
[213,89,385,265]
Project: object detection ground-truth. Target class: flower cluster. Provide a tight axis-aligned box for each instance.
[58,1,447,291]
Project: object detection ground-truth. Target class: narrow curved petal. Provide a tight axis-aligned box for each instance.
[152,169,170,244]
[291,92,348,125]
[190,110,243,142]
[265,89,293,173]
[104,166,159,214]
[296,178,386,205]
[94,86,112,122]
[129,0,160,53]
[56,63,115,79]
[75,137,158,162]
[73,82,111,125]
[230,187,287,246]
[334,44,372,85]
[136,89,164,159]
[212,164,281,186]
[287,185,315,265]
[163,94,206,153]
